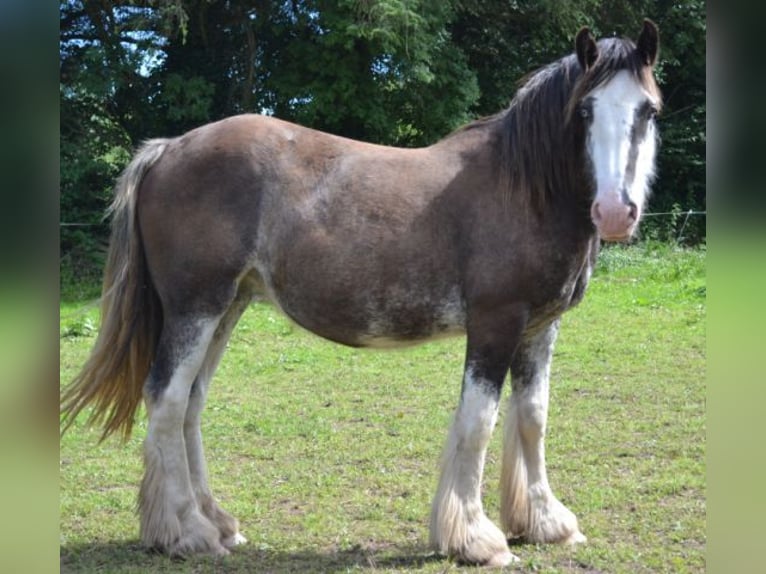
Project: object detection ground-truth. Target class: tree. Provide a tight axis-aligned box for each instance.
[154,1,478,144]
[60,1,155,270]
[60,0,706,279]
[646,0,706,244]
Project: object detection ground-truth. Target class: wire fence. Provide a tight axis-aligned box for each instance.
[641,210,706,217]
[60,210,707,228]
[640,209,706,243]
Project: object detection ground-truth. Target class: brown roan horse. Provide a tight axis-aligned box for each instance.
[61,21,662,567]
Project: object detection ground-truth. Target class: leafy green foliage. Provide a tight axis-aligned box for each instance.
[646,0,706,245]
[59,87,131,272]
[59,0,706,281]
[60,1,162,273]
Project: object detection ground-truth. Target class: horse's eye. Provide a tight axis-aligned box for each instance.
[644,104,659,120]
[579,106,590,120]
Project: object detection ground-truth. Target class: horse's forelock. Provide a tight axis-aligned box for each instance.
[566,37,662,122]
[451,36,661,214]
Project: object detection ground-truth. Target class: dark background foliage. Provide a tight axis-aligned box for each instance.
[60,0,706,278]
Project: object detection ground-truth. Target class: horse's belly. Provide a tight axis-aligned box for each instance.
[354,287,467,348]
[268,280,466,349]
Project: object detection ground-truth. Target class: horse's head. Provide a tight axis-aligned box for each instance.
[571,20,662,242]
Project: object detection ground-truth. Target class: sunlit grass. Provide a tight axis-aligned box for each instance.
[60,243,705,573]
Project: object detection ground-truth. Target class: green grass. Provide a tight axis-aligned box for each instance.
[60,243,705,573]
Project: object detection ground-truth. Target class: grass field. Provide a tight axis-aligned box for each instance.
[59,242,706,573]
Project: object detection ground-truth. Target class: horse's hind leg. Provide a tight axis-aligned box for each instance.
[139,309,228,556]
[500,320,586,544]
[184,283,255,549]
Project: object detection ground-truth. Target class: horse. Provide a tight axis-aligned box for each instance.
[61,20,661,567]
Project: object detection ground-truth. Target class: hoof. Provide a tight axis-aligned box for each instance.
[563,530,587,545]
[484,548,520,568]
[448,516,519,567]
[148,510,230,557]
[521,492,585,545]
[169,537,229,558]
[222,532,248,548]
[456,547,520,568]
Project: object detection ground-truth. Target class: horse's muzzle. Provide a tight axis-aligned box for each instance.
[591,196,639,242]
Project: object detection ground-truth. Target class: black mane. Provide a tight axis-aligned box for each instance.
[482,37,661,212]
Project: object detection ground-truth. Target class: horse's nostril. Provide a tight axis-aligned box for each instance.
[627,201,638,221]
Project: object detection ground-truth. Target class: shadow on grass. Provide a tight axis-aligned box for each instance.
[60,540,447,573]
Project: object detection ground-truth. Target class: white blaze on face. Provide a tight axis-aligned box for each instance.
[586,69,660,241]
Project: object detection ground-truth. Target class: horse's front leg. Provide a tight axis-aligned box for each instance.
[430,304,528,566]
[500,320,586,544]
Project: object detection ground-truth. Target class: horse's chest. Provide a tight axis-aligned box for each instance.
[526,253,594,332]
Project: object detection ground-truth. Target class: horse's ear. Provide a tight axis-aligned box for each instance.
[575,27,599,72]
[636,18,659,66]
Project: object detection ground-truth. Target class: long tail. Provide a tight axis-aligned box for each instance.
[61,139,170,442]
